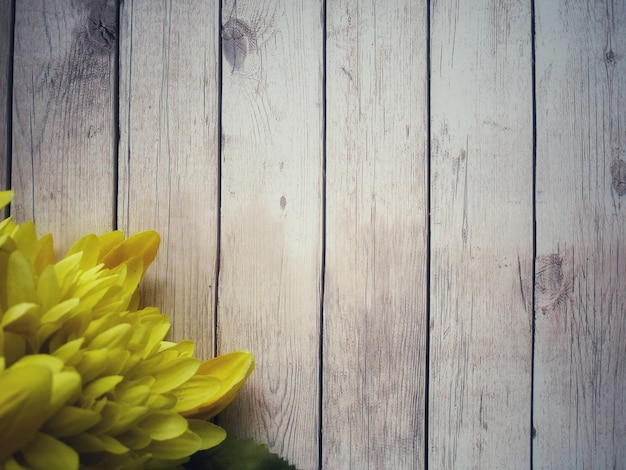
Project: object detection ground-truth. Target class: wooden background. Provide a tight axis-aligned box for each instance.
[2,0,625,468]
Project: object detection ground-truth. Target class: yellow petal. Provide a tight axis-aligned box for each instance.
[101,348,131,376]
[0,218,15,236]
[88,323,133,350]
[116,256,144,301]
[51,337,84,364]
[1,303,39,344]
[114,384,151,406]
[40,298,79,324]
[0,364,51,461]
[34,233,55,275]
[53,252,82,294]
[107,404,150,436]
[187,419,226,450]
[36,264,61,311]
[0,190,13,209]
[133,308,170,358]
[88,400,121,435]
[116,427,151,450]
[138,411,188,441]
[13,354,63,372]
[20,433,78,470]
[65,234,100,270]
[66,433,129,454]
[0,303,39,354]
[84,312,120,341]
[72,274,118,304]
[43,406,102,438]
[83,375,124,399]
[158,339,195,357]
[49,370,82,413]
[145,393,177,411]
[181,351,254,419]
[133,356,200,394]
[3,331,27,366]
[7,251,36,306]
[11,222,38,263]
[76,349,109,383]
[96,231,126,261]
[169,375,222,414]
[101,231,160,272]
[145,429,202,460]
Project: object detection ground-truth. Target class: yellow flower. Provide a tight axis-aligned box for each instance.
[0,191,254,469]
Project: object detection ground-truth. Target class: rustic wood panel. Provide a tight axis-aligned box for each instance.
[216,1,323,468]
[534,1,626,468]
[323,1,428,468]
[0,0,11,195]
[7,2,624,468]
[429,1,534,467]
[11,0,116,250]
[117,0,219,360]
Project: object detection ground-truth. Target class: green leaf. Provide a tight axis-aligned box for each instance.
[184,436,297,470]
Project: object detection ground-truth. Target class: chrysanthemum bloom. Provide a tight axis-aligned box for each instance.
[0,191,254,469]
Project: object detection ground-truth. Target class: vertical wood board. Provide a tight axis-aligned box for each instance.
[118,0,220,360]
[534,1,626,467]
[0,0,11,194]
[11,0,116,250]
[323,1,428,468]
[429,0,534,467]
[217,1,323,468]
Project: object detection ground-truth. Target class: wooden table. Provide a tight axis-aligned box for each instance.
[2,1,624,468]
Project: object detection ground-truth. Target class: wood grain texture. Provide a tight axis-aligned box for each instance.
[429,1,533,468]
[534,1,626,467]
[216,1,323,468]
[0,0,11,194]
[323,1,428,468]
[11,0,116,251]
[118,0,220,360]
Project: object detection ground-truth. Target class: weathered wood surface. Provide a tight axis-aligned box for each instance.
[534,1,626,468]
[118,0,220,360]
[217,1,323,467]
[0,0,10,195]
[323,1,428,468]
[11,0,116,252]
[429,1,534,468]
[2,1,625,469]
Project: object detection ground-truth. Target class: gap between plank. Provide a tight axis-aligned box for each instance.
[424,0,432,468]
[318,1,328,469]
[214,0,224,361]
[112,0,121,231]
[529,0,538,468]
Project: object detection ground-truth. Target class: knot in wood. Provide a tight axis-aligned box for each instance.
[611,159,626,196]
[605,49,615,66]
[87,2,117,52]
[221,18,257,72]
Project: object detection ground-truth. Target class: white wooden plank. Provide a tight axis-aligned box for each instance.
[429,1,533,467]
[11,0,116,250]
[118,0,220,360]
[216,1,323,467]
[0,0,11,194]
[534,1,626,467]
[323,1,428,468]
